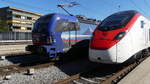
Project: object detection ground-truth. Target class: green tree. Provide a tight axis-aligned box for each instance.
[0,19,9,32]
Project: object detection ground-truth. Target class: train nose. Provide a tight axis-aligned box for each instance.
[89,45,117,64]
[90,40,116,50]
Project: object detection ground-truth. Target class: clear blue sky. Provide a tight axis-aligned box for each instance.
[0,0,150,20]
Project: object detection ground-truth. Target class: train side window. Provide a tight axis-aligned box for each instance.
[141,20,145,28]
[56,20,80,32]
[67,22,80,30]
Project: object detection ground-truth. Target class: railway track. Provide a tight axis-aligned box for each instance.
[0,50,86,78]
[0,56,55,77]
[0,44,148,84]
[55,56,147,84]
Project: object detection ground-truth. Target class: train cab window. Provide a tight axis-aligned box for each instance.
[33,22,49,33]
[98,10,137,31]
[32,14,53,33]
[55,20,80,32]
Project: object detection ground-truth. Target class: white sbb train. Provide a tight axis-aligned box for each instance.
[89,10,150,64]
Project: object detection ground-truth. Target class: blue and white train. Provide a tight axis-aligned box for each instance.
[26,13,99,59]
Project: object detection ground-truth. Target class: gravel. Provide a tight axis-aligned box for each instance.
[0,54,38,67]
[0,55,103,84]
[0,66,69,84]
[0,60,14,67]
[0,54,70,84]
[0,44,29,67]
[0,47,102,84]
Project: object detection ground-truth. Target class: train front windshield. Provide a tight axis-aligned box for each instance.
[98,11,137,31]
[33,15,52,33]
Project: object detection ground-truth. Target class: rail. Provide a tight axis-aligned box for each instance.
[54,56,148,84]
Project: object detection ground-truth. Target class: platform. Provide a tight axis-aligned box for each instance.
[0,44,28,55]
[0,40,31,43]
[118,56,150,84]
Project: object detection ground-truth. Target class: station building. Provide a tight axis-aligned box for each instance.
[0,6,43,32]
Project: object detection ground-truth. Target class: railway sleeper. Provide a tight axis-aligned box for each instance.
[73,78,98,84]
[80,77,98,84]
[73,80,83,84]
[95,77,106,81]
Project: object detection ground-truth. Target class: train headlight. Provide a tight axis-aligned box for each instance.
[113,32,126,40]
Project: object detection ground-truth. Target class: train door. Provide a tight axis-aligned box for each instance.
[148,27,150,45]
[65,22,80,48]
[145,23,149,46]
[145,21,150,46]
[116,32,133,63]
[63,31,76,48]
[56,20,80,49]
[141,20,149,46]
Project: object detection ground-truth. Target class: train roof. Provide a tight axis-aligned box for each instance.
[41,13,78,21]
[38,13,100,25]
[111,10,139,16]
